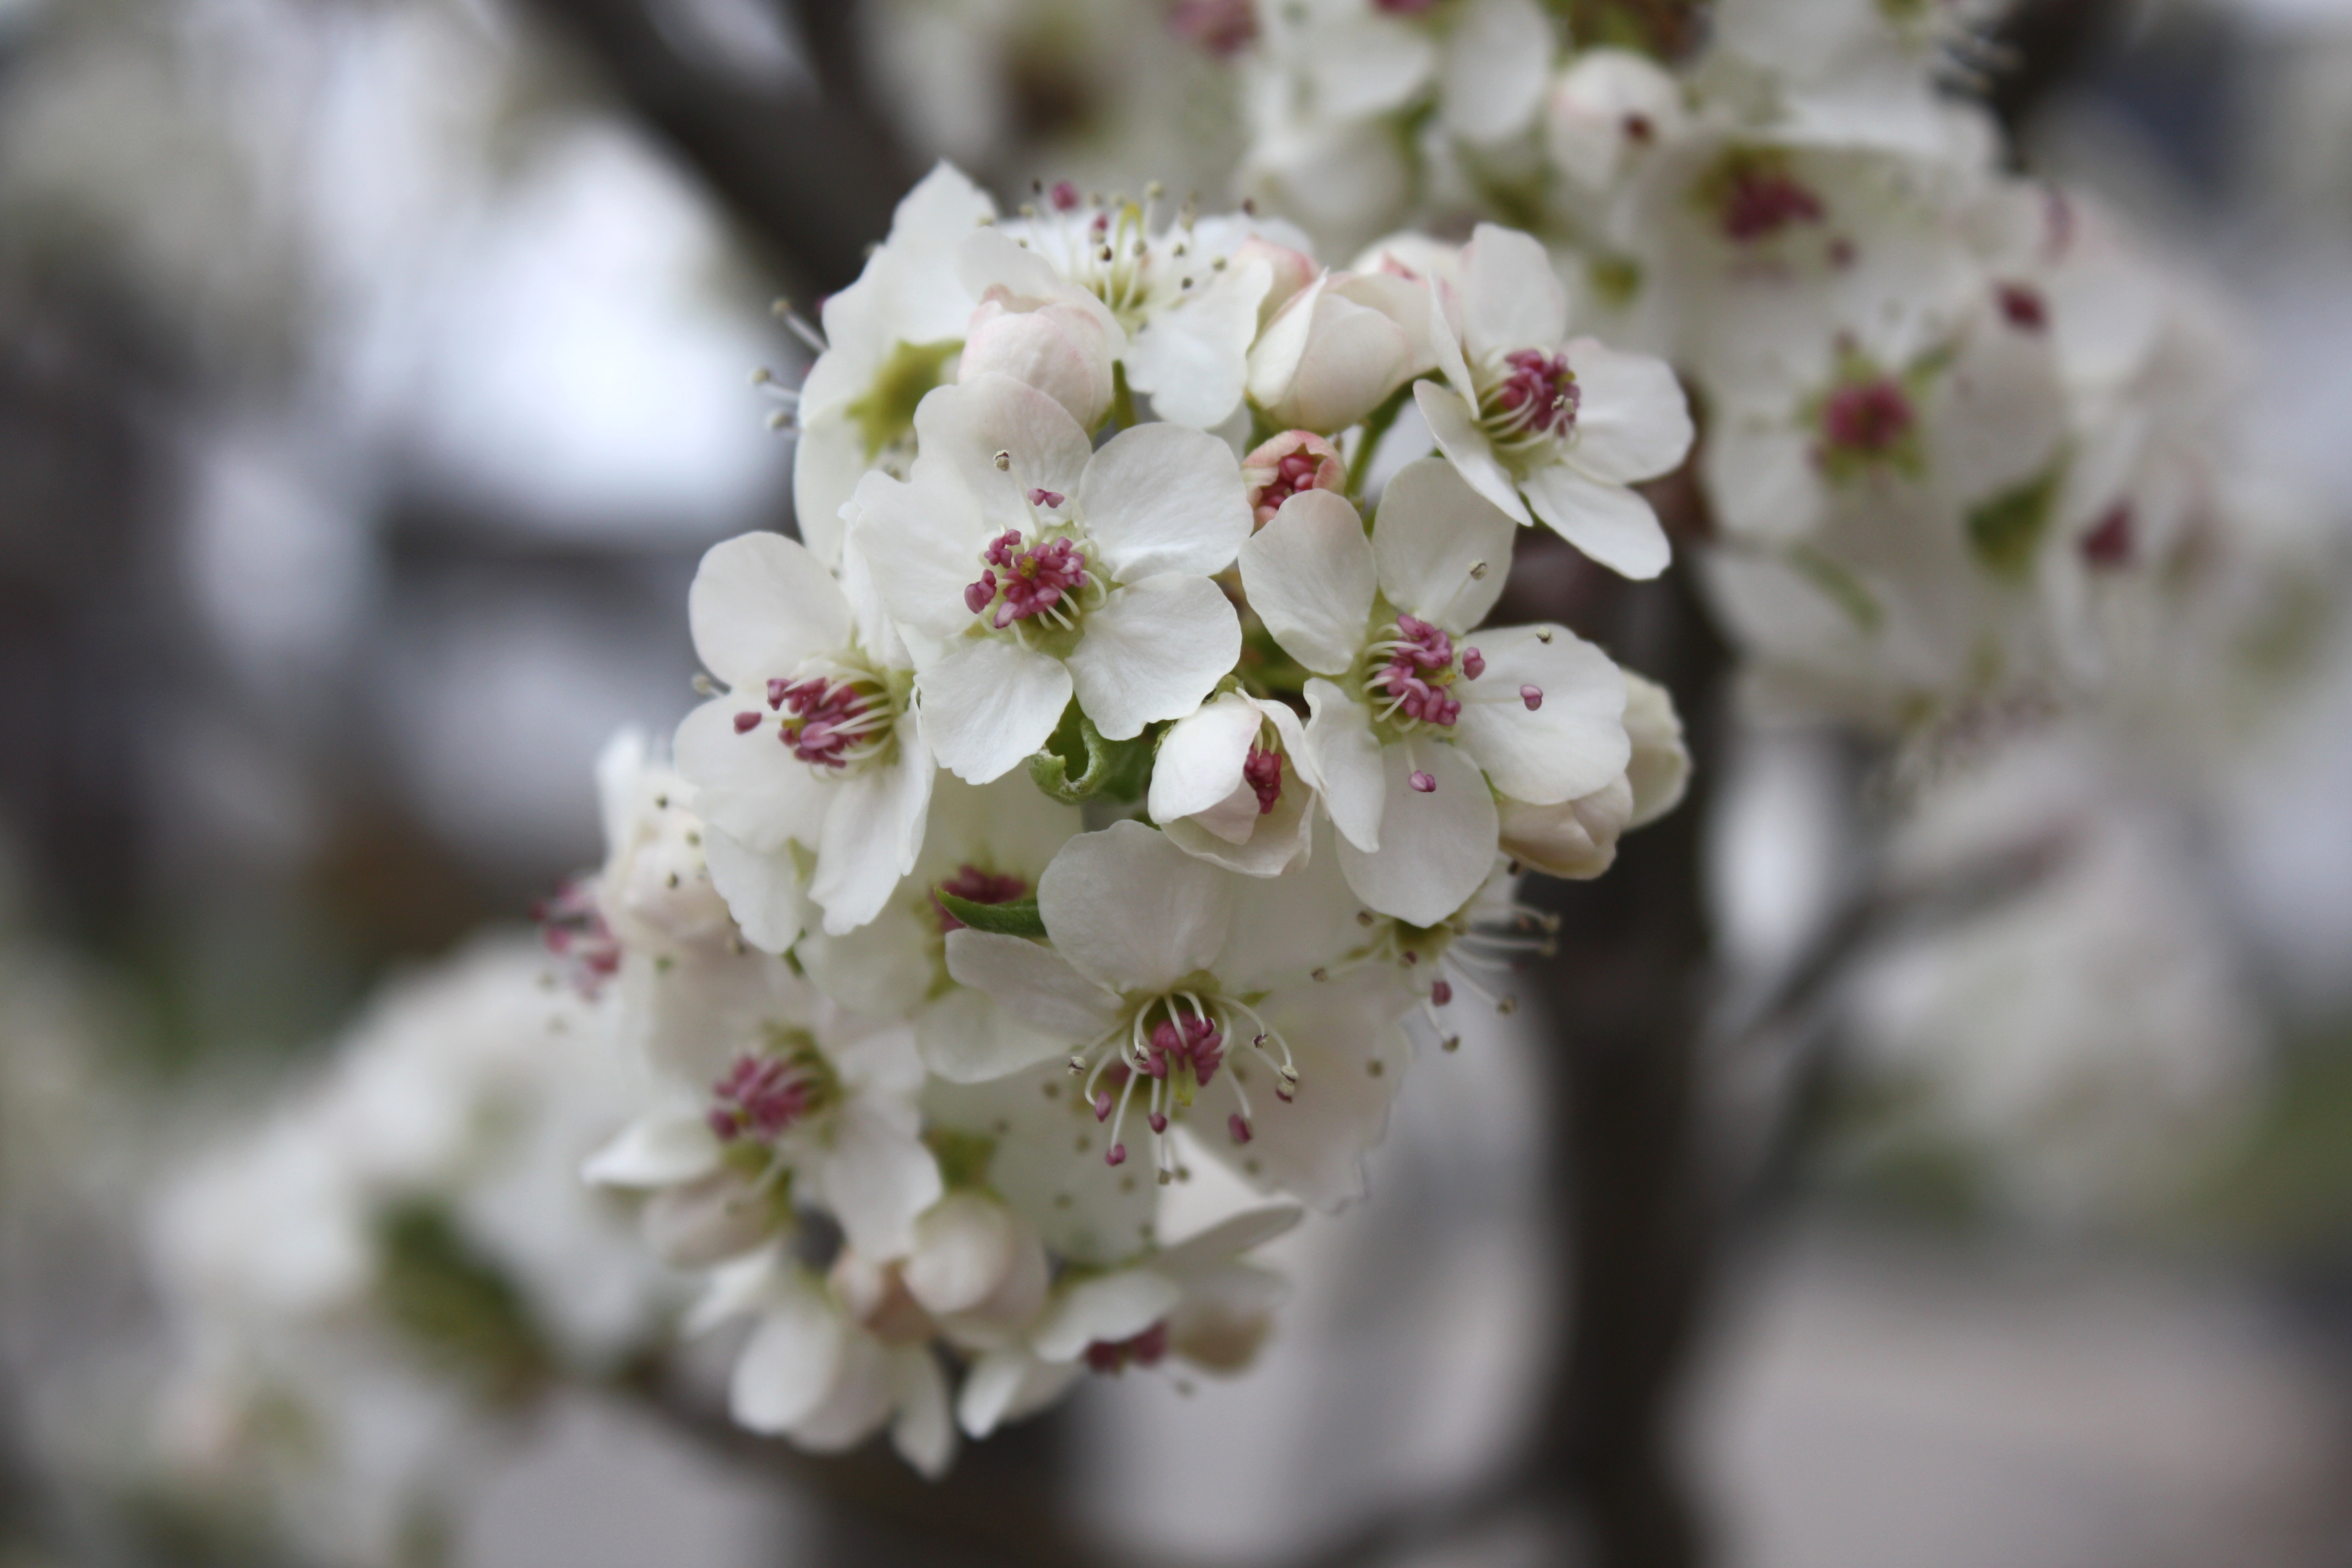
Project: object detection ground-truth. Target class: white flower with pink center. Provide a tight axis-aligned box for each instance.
[941,821,1412,1207]
[673,533,932,944]
[956,1204,1300,1439]
[852,373,1253,784]
[1414,224,1694,580]
[584,950,942,1267]
[959,182,1286,430]
[1239,458,1632,924]
[1147,689,1326,877]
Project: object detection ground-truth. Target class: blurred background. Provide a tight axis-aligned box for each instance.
[6,0,2352,1564]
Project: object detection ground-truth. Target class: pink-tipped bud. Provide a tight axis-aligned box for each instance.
[1408,770,1436,793]
[1431,978,1453,1005]
[1228,1113,1253,1145]
[1106,1142,1128,1167]
[1520,684,1544,711]
[961,289,1116,429]
[1461,647,1485,679]
[733,711,761,733]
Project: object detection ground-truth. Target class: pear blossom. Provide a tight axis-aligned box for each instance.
[1239,458,1631,923]
[1148,689,1324,876]
[943,821,1412,1205]
[853,373,1251,783]
[1544,48,1686,195]
[791,162,997,566]
[673,532,932,941]
[1415,225,1694,579]
[958,183,1287,429]
[796,771,1083,1084]
[1496,671,1689,880]
[688,1247,956,1477]
[1242,428,1347,525]
[1257,0,1555,147]
[584,965,942,1265]
[957,1204,1300,1439]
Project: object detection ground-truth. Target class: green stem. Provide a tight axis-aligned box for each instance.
[1348,381,1415,505]
[1110,361,1137,432]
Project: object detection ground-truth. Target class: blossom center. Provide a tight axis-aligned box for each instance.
[1068,990,1299,1180]
[733,657,902,775]
[1364,614,1483,732]
[1242,746,1284,815]
[1707,155,1828,244]
[1811,371,1921,482]
[964,520,1106,639]
[1084,1320,1169,1374]
[707,1035,834,1144]
[1478,349,1580,450]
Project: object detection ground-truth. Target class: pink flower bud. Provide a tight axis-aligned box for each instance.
[1240,431,1346,526]
[960,288,1117,429]
[1231,236,1319,325]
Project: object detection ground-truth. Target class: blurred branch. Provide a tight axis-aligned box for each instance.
[517,0,914,296]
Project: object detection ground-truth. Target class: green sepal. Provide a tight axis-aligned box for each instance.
[1966,459,2065,584]
[934,890,1049,938]
[1026,700,1155,805]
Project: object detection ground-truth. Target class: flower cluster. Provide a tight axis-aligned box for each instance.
[1231,0,2296,734]
[576,164,1692,1471]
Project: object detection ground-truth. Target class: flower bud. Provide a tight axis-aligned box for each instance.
[1244,271,1432,433]
[960,288,1117,429]
[1240,431,1344,526]
[1231,235,1320,326]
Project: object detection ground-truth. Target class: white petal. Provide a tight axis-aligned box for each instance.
[1147,692,1266,824]
[1565,338,1693,484]
[1453,624,1631,803]
[813,741,934,936]
[786,1331,896,1451]
[580,1106,721,1188]
[1125,258,1273,429]
[1078,423,1254,582]
[889,1349,957,1478]
[1438,0,1552,144]
[1308,14,1437,121]
[1460,224,1568,360]
[957,1349,1080,1438]
[731,1275,847,1434]
[1622,670,1690,828]
[943,929,1125,1049]
[1031,1271,1183,1363]
[1370,456,1520,627]
[703,825,809,955]
[915,982,1071,1083]
[1302,679,1387,851]
[790,418,866,570]
[1151,1205,1304,1275]
[1065,575,1240,741]
[1522,460,1670,580]
[1238,488,1378,675]
[1037,819,1233,994]
[689,532,852,685]
[847,465,992,643]
[862,161,998,344]
[673,698,832,853]
[915,372,1096,539]
[1335,739,1498,926]
[1414,380,1530,524]
[916,640,1073,784]
[817,1097,944,1262]
[958,227,1118,341]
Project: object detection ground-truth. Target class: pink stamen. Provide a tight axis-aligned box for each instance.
[1461,648,1485,680]
[1148,1111,1169,1133]
[1719,166,1827,242]
[1050,181,1081,212]
[1408,770,1436,793]
[1430,978,1453,1006]
[1105,1142,1128,1167]
[1243,746,1283,815]
[1820,378,1913,456]
[1370,614,1464,726]
[1520,684,1543,711]
[733,711,760,733]
[2082,503,2134,568]
[1242,431,1344,526]
[1093,1088,1114,1121]
[967,529,1090,630]
[1027,487,1065,509]
[766,678,790,709]
[932,864,1030,933]
[1084,1320,1168,1375]
[533,879,620,995]
[1997,283,2048,331]
[769,677,872,768]
[1170,0,1256,57]
[1228,1112,1254,1145]
[1489,350,1580,439]
[708,1050,823,1142]
[1142,1014,1225,1086]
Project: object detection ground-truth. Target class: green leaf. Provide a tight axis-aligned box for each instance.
[1026,700,1154,805]
[934,890,1049,938]
[373,1201,551,1406]
[1966,460,2065,584]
